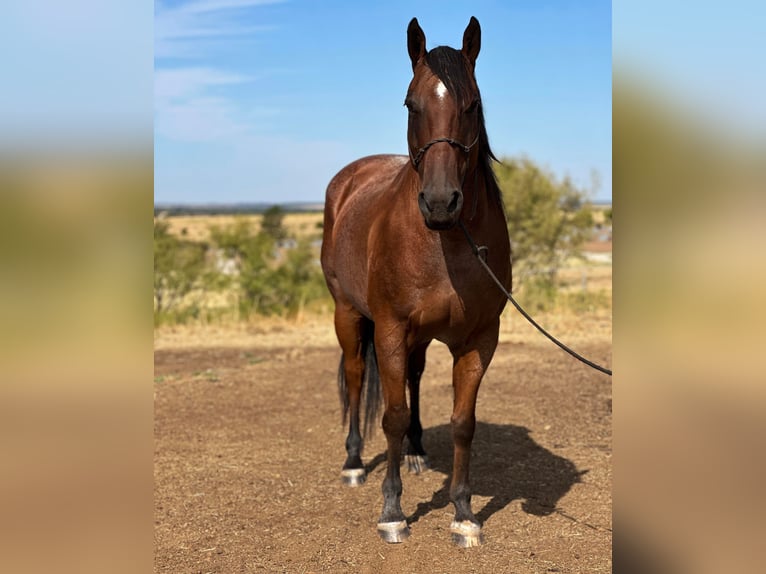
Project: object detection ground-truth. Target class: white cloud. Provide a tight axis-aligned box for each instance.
[155,67,249,100]
[156,96,248,142]
[155,68,255,142]
[155,0,283,59]
[182,0,285,14]
[154,0,285,142]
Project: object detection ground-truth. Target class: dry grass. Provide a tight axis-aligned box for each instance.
[155,303,611,353]
[162,212,324,243]
[154,314,338,351]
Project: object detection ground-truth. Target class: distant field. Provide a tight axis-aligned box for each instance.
[162,205,611,243]
[162,212,325,243]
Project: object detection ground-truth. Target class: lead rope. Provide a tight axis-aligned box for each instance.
[458,220,612,376]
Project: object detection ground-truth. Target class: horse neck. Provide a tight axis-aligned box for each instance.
[461,160,497,229]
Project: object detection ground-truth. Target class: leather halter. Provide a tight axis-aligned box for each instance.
[409,134,480,169]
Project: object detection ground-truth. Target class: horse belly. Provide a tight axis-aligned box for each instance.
[408,272,508,348]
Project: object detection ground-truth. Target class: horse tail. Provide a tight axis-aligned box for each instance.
[362,321,382,438]
[336,320,382,438]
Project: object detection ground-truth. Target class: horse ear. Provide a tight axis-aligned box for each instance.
[407,18,426,70]
[462,16,481,67]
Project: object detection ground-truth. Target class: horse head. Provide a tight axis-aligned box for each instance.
[406,17,483,230]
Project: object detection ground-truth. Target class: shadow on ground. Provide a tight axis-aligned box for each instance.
[367,421,584,526]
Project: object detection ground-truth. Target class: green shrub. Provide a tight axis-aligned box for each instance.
[516,275,559,313]
[496,157,594,292]
[154,219,209,326]
[208,218,329,319]
[558,289,611,314]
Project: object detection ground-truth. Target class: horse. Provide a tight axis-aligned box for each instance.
[320,16,511,547]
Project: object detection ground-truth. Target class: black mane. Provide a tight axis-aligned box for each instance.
[424,47,474,108]
[424,46,504,212]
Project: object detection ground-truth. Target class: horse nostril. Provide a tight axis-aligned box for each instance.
[418,192,433,213]
[447,191,461,213]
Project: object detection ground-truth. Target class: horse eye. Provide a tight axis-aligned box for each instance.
[465,100,480,114]
[404,101,419,115]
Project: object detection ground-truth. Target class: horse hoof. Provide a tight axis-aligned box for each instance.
[450,520,483,548]
[377,520,410,543]
[405,454,430,474]
[340,468,366,487]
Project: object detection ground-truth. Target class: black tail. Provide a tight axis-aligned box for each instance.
[336,320,382,438]
[362,323,382,438]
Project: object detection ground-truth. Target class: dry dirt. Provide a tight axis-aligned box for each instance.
[155,318,612,573]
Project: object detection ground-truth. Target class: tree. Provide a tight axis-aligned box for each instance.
[260,205,287,242]
[495,157,594,309]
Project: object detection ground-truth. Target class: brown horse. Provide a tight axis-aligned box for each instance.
[321,17,511,547]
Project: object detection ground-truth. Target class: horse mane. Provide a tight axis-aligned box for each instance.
[424,46,505,213]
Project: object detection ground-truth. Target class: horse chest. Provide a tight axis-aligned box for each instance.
[369,260,498,344]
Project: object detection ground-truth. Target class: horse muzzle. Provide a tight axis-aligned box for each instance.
[418,189,463,230]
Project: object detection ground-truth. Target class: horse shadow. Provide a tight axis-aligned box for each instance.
[368,421,585,525]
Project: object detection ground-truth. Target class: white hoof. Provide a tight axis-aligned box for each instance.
[377,520,410,543]
[340,468,366,486]
[450,520,483,547]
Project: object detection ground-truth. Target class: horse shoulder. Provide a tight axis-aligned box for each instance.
[323,155,411,316]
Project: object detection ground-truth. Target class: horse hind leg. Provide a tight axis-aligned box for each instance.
[374,322,411,543]
[405,342,430,474]
[334,305,369,486]
[338,352,366,486]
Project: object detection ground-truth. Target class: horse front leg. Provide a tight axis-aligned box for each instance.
[375,323,411,543]
[448,322,500,547]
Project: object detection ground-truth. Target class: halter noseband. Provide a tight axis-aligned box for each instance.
[409,134,480,169]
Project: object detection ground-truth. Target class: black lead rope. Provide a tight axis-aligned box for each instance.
[458,221,613,376]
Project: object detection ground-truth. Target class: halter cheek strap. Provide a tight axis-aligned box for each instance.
[409,134,480,169]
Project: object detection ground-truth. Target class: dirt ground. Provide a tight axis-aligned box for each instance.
[154,318,612,573]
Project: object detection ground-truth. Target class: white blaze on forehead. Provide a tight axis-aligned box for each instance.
[435,80,447,99]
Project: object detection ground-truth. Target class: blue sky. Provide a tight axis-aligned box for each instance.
[154,0,612,204]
